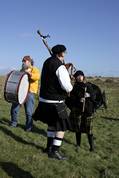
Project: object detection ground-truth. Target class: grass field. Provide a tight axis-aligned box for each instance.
[0,76,119,178]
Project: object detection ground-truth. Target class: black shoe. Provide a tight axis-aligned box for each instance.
[48,151,67,160]
[89,147,95,152]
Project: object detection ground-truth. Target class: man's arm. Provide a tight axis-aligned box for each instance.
[29,67,40,81]
[56,65,73,93]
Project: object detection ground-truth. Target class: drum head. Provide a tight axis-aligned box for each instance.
[18,74,29,104]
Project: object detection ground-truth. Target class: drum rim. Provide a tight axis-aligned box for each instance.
[4,70,14,102]
[4,70,29,104]
[17,72,29,104]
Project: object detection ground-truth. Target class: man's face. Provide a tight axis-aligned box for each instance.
[61,51,66,58]
[57,51,66,61]
[22,59,31,69]
[76,75,84,82]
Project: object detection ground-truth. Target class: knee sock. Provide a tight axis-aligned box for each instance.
[87,134,94,151]
[75,132,81,146]
[52,137,63,152]
[46,130,55,149]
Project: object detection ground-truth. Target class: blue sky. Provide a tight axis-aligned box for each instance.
[0,0,119,76]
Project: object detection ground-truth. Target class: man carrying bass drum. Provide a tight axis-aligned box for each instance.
[10,56,40,131]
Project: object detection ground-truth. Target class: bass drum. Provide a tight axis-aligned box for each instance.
[4,70,29,104]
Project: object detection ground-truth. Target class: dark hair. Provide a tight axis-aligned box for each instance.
[51,44,66,55]
[31,59,34,66]
[73,70,85,78]
[22,56,34,66]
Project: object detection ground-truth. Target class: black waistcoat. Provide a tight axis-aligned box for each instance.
[40,56,67,100]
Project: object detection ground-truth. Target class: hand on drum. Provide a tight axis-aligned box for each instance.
[25,69,32,77]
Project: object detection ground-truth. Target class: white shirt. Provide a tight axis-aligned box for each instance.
[56,65,73,93]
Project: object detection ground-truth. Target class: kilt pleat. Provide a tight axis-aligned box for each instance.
[32,102,71,131]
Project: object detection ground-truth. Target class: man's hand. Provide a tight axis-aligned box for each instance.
[80,98,85,102]
[85,92,90,98]
[25,69,32,77]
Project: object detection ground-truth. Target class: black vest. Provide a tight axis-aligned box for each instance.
[40,56,67,100]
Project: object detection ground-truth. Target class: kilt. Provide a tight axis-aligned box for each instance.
[32,101,71,131]
[69,107,93,134]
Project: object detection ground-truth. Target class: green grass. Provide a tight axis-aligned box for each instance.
[0,76,119,178]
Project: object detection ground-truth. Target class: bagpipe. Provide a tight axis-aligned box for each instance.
[37,30,76,79]
[37,30,107,110]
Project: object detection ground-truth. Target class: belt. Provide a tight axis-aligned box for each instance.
[39,97,64,103]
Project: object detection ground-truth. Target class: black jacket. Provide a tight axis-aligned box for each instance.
[66,82,96,116]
